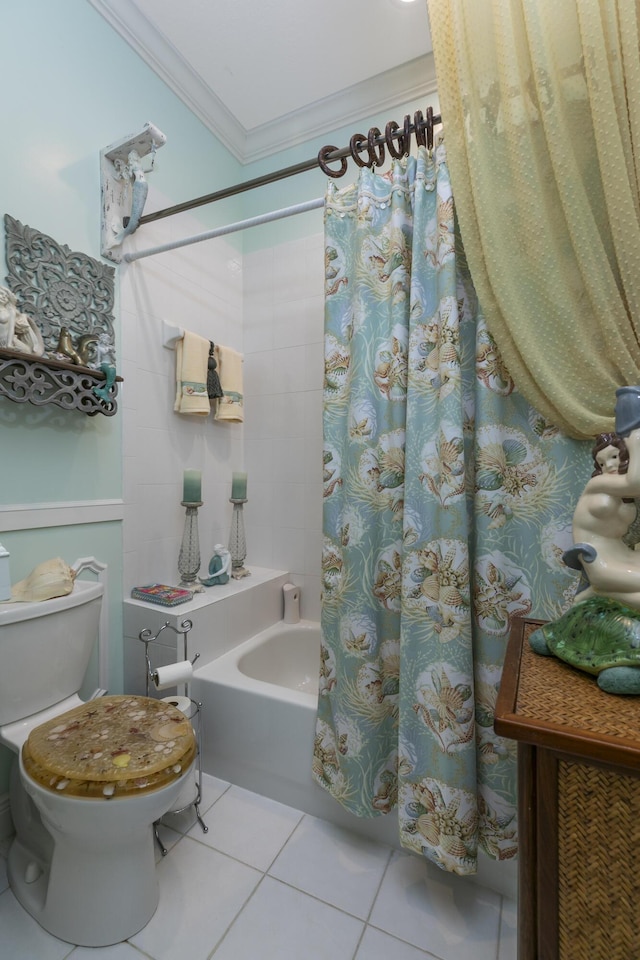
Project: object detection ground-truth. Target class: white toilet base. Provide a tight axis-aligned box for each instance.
[8,756,195,947]
[8,825,159,946]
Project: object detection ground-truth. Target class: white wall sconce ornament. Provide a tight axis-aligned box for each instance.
[100,121,166,263]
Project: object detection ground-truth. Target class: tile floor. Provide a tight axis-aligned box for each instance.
[0,775,517,960]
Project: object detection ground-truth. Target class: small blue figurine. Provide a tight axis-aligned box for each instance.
[200,544,231,586]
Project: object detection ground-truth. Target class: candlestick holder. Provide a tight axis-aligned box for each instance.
[228,498,250,579]
[178,501,204,590]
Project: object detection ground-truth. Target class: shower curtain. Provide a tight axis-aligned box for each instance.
[313,141,591,875]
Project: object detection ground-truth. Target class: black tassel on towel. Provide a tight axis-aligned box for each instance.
[207,342,224,399]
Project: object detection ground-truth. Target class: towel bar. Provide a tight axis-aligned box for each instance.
[162,320,183,349]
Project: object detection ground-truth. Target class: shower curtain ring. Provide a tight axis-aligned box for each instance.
[426,106,434,151]
[403,114,413,156]
[367,127,385,169]
[385,120,406,159]
[318,145,348,179]
[350,133,369,168]
[414,110,427,148]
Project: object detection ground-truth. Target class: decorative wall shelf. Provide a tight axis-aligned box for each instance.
[1,214,120,416]
[0,347,122,416]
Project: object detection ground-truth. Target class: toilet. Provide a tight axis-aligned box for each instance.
[0,579,197,947]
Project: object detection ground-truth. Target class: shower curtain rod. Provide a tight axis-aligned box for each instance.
[137,106,442,228]
[124,197,325,262]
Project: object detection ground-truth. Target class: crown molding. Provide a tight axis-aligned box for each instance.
[86,0,248,159]
[247,53,437,162]
[88,0,437,164]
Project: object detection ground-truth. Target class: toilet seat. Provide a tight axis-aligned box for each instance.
[22,695,196,799]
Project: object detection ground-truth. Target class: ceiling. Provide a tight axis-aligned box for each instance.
[88,0,435,163]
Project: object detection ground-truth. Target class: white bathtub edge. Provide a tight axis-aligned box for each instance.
[193,618,319,707]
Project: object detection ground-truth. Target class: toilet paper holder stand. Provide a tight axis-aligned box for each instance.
[138,618,208,851]
[138,617,200,696]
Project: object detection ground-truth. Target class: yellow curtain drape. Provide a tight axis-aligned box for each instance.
[426,0,640,438]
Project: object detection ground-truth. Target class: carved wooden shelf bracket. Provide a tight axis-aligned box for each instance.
[0,347,122,416]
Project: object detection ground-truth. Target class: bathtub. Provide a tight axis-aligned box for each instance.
[191,620,399,849]
[191,618,517,897]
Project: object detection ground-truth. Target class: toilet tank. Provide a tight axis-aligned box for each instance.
[0,580,103,726]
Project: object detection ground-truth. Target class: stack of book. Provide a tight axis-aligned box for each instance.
[130,584,193,607]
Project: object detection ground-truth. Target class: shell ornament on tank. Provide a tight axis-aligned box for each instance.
[529,596,640,695]
[10,557,76,602]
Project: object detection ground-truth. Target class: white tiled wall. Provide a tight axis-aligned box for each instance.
[120,191,325,624]
[243,233,325,622]
[120,191,245,593]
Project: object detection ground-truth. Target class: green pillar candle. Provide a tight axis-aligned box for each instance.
[231,471,247,500]
[183,469,202,503]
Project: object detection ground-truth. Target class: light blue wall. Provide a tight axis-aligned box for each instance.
[1,522,122,685]
[1,0,244,507]
[0,0,243,792]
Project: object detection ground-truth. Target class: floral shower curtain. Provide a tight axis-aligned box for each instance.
[313,141,591,875]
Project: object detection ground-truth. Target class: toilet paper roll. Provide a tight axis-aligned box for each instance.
[160,695,192,715]
[153,660,193,690]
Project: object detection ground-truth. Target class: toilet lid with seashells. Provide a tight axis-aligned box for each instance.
[22,695,196,799]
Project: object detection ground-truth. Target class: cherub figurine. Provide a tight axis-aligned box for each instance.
[0,285,44,356]
[564,414,640,610]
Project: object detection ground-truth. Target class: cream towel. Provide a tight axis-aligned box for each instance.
[174,331,211,416]
[214,345,244,422]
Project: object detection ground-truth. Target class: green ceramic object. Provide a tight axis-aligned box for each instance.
[529,596,640,695]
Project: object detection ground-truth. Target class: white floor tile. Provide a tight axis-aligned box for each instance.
[369,851,502,960]
[0,890,71,960]
[355,926,437,960]
[69,943,145,958]
[0,783,518,960]
[212,876,364,960]
[498,897,518,960]
[129,836,261,960]
[198,773,231,810]
[160,772,230,835]
[187,785,303,870]
[269,815,391,919]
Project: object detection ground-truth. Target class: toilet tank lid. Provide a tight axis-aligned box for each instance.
[0,579,103,626]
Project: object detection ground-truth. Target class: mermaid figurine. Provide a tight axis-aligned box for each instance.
[200,544,231,586]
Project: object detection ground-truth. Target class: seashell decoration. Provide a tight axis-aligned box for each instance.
[11,557,76,603]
